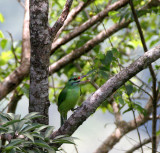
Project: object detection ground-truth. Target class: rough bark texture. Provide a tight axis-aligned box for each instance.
[29,0,51,124]
[51,45,160,138]
[29,0,73,124]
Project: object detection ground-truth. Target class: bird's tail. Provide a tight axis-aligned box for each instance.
[60,115,67,126]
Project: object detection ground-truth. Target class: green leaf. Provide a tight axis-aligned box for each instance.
[0,30,4,38]
[106,103,113,113]
[34,140,55,151]
[99,70,109,80]
[31,132,44,140]
[34,125,49,132]
[23,132,34,142]
[133,103,147,116]
[4,139,25,151]
[16,119,31,133]
[101,51,113,65]
[45,126,55,138]
[21,123,43,133]
[125,84,133,96]
[0,13,4,23]
[118,97,124,105]
[150,38,159,48]
[53,136,76,145]
[123,107,132,114]
[1,39,7,49]
[2,119,21,127]
[156,130,160,136]
[23,112,40,120]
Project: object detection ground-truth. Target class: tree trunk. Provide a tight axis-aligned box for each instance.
[29,0,51,124]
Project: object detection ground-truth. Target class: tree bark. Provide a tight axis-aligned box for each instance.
[29,0,51,124]
[29,0,73,124]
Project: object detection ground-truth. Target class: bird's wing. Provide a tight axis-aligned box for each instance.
[58,87,67,107]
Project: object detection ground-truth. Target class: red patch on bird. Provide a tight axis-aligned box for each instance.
[78,76,81,79]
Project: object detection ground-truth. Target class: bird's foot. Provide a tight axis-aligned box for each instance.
[71,107,79,112]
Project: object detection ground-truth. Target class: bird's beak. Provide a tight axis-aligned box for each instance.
[79,74,87,80]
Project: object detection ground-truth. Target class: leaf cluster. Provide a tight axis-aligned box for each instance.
[0,112,75,153]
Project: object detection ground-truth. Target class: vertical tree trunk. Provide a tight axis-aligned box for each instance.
[29,0,51,124]
[29,0,73,124]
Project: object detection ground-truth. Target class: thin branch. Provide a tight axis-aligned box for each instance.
[17,0,25,8]
[21,0,30,63]
[7,31,19,66]
[129,80,153,100]
[125,138,152,153]
[54,0,95,41]
[50,0,74,39]
[132,108,144,153]
[129,0,158,152]
[7,90,23,113]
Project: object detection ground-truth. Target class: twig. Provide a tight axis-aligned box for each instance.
[129,80,153,100]
[7,31,19,67]
[7,90,23,113]
[129,1,158,152]
[50,0,74,39]
[54,0,95,40]
[125,138,152,153]
[17,0,25,8]
[51,75,57,103]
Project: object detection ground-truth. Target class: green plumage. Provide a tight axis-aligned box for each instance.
[58,76,81,126]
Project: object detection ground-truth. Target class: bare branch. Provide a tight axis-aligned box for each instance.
[7,31,19,67]
[129,0,158,151]
[51,0,129,54]
[21,0,30,63]
[7,90,23,113]
[54,0,95,41]
[17,0,25,8]
[51,45,160,140]
[50,0,74,39]
[125,138,151,153]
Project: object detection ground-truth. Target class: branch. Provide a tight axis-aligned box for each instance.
[7,32,19,66]
[51,0,129,54]
[129,0,158,151]
[94,92,160,153]
[54,0,95,41]
[21,0,30,63]
[51,45,160,139]
[50,0,74,39]
[7,90,23,113]
[49,20,131,74]
[125,138,151,153]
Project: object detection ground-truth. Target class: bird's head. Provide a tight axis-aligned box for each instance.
[68,75,86,86]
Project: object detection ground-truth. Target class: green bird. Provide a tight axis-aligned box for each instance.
[58,75,86,126]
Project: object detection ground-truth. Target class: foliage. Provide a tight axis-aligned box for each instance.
[0,0,160,152]
[0,112,75,153]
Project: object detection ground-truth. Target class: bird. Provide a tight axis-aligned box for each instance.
[58,75,86,126]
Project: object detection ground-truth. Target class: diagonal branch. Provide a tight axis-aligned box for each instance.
[51,0,129,54]
[125,138,151,153]
[54,0,95,41]
[50,0,74,39]
[129,0,158,151]
[51,45,160,140]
